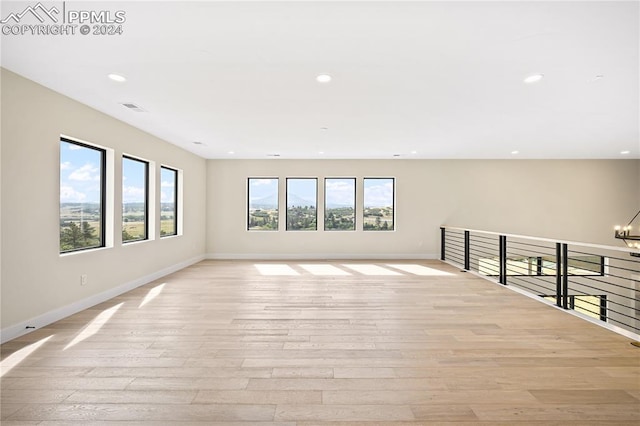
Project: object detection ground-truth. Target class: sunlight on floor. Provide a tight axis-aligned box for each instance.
[139,283,166,308]
[298,264,352,276]
[0,335,54,378]
[254,264,300,276]
[252,262,454,277]
[386,264,454,276]
[64,303,123,350]
[341,264,403,276]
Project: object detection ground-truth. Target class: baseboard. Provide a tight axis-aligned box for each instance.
[205,253,439,260]
[0,255,205,344]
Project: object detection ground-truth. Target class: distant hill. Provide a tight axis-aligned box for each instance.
[287,193,315,208]
[123,202,145,212]
[326,201,354,209]
[60,202,100,209]
[250,194,278,210]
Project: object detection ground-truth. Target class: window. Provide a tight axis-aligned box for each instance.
[363,178,394,231]
[248,178,279,231]
[122,156,149,243]
[160,166,178,237]
[286,178,317,231]
[59,138,106,253]
[324,178,355,231]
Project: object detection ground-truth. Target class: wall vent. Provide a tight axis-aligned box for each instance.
[120,103,146,112]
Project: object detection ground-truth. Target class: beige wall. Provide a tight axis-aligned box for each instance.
[206,159,639,258]
[1,69,207,334]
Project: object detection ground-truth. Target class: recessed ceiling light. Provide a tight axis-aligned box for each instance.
[523,74,544,84]
[411,150,417,154]
[108,73,126,82]
[193,141,203,145]
[593,75,604,81]
[511,150,520,155]
[316,74,332,83]
[318,151,324,155]
[228,151,235,154]
[621,150,631,155]
[320,127,328,131]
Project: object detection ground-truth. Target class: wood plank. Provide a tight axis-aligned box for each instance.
[1,259,638,424]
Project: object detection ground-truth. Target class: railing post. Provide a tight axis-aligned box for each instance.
[536,256,543,276]
[498,236,504,284]
[440,227,445,261]
[555,243,562,308]
[464,230,470,271]
[499,235,507,285]
[562,243,569,309]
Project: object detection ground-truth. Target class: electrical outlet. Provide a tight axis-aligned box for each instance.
[80,274,87,286]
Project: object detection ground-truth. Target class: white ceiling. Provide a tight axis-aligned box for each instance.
[2,1,638,159]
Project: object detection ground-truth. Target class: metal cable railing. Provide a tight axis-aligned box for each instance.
[441,227,640,337]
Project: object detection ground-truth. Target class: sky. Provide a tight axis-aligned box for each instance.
[60,141,102,204]
[287,178,317,207]
[62,149,391,209]
[160,167,176,204]
[249,178,278,201]
[249,178,394,209]
[364,178,394,208]
[61,141,173,206]
[325,178,355,208]
[123,157,146,204]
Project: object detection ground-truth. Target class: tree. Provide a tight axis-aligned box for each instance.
[122,228,134,241]
[60,222,82,250]
[81,221,95,243]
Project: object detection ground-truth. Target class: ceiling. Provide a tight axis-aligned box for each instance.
[1,1,638,159]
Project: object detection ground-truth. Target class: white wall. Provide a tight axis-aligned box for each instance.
[206,159,639,259]
[1,69,207,339]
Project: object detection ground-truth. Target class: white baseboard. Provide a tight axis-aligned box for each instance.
[205,253,439,260]
[0,255,205,344]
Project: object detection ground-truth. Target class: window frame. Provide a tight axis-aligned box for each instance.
[363,177,395,232]
[122,155,150,244]
[160,165,179,238]
[324,177,356,231]
[286,177,318,231]
[247,177,279,231]
[59,137,107,254]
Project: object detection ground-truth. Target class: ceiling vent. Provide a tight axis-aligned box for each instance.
[120,102,146,112]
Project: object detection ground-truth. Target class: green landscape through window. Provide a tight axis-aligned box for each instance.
[325,178,355,231]
[248,178,279,231]
[59,138,105,252]
[363,178,394,231]
[122,156,148,243]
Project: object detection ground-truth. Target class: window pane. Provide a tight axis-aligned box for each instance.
[325,178,355,231]
[60,139,105,252]
[122,157,148,242]
[363,178,394,231]
[160,166,177,237]
[287,178,317,231]
[248,178,279,231]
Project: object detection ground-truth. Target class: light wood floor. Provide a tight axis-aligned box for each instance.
[1,260,639,425]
